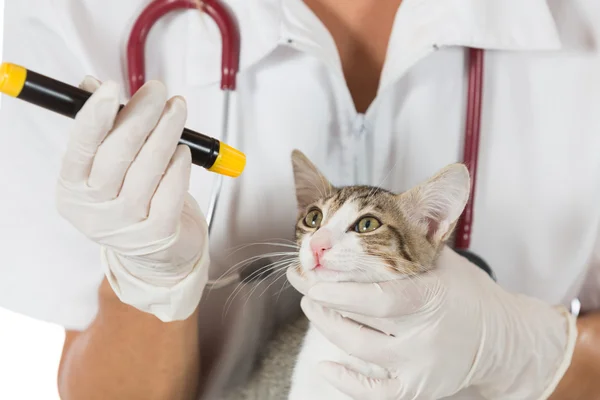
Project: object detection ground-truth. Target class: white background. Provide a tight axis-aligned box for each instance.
[0,1,64,398]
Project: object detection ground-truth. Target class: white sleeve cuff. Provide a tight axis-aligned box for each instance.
[101,242,210,322]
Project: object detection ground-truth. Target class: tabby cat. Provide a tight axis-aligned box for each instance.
[224,150,470,400]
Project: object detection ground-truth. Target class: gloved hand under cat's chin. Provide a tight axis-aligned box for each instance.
[286,246,577,400]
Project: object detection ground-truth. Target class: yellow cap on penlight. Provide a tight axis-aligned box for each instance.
[0,62,27,97]
[208,142,247,177]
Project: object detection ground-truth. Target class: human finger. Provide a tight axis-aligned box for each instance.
[317,361,409,400]
[78,75,102,92]
[306,272,441,318]
[146,144,193,233]
[119,96,187,213]
[300,297,395,367]
[86,80,168,199]
[59,80,120,184]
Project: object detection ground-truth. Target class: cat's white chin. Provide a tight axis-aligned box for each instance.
[303,267,366,283]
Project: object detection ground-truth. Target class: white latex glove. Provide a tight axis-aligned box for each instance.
[56,77,209,322]
[287,246,578,400]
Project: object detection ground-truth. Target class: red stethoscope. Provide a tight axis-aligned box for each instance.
[127,0,240,237]
[126,0,495,282]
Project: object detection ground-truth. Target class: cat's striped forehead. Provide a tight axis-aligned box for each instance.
[320,185,396,216]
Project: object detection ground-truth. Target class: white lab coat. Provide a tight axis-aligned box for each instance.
[1,0,600,398]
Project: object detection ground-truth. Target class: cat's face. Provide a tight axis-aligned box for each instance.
[291,150,471,283]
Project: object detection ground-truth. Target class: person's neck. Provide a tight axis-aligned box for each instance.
[304,0,403,113]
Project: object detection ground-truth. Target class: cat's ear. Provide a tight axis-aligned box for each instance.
[397,163,470,244]
[291,150,334,210]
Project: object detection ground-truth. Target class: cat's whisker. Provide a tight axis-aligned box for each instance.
[222,276,255,319]
[372,157,400,195]
[229,240,300,250]
[359,154,401,203]
[240,265,293,310]
[211,252,298,289]
[255,237,298,245]
[261,271,292,304]
[221,258,299,318]
[236,259,299,295]
[365,184,378,203]
[351,258,387,266]
[274,272,297,304]
[224,241,300,257]
[239,257,297,288]
[224,251,298,273]
[239,261,298,308]
[351,260,394,270]
[239,259,295,285]
[256,267,294,301]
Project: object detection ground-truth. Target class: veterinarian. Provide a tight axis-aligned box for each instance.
[1,0,600,399]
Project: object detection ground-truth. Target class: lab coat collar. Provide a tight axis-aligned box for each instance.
[277,0,563,88]
[437,0,562,50]
[278,0,562,50]
[186,0,562,87]
[377,0,562,96]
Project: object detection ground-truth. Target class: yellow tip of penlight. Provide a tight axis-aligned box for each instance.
[0,62,27,98]
[208,142,246,178]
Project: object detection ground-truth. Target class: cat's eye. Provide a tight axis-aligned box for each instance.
[354,217,381,233]
[304,209,323,229]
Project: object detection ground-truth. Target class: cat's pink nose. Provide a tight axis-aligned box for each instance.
[312,245,331,262]
[310,230,332,265]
